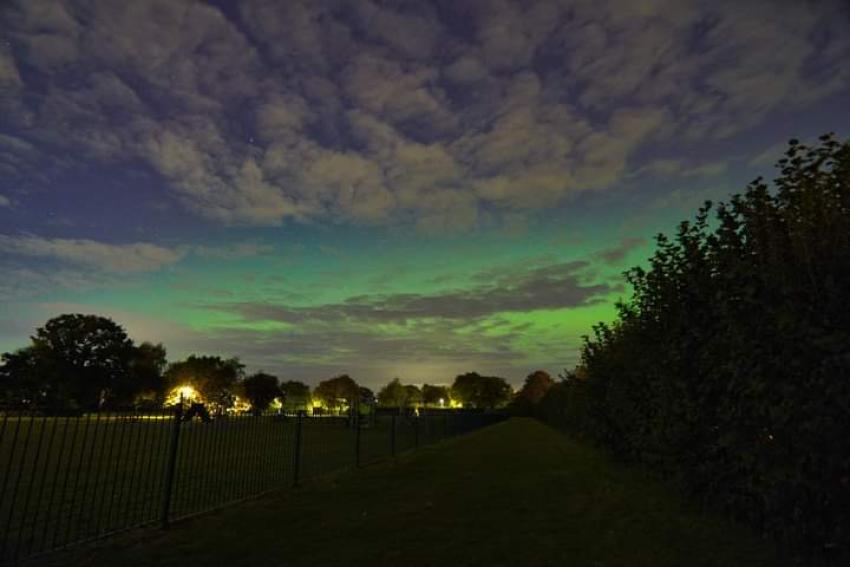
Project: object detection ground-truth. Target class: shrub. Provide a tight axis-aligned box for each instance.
[548,135,850,554]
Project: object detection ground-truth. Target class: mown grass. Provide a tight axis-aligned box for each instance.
[1,413,436,563]
[34,418,794,567]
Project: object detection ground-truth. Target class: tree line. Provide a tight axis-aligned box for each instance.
[0,316,514,414]
[523,135,850,557]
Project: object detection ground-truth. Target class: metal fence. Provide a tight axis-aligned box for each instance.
[0,408,506,564]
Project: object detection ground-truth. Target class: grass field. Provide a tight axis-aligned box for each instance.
[32,418,795,567]
[1,412,460,563]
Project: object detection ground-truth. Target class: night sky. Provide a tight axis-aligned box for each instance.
[1,0,849,388]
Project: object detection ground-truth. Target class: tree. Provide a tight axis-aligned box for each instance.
[513,370,554,413]
[280,380,310,412]
[0,347,61,409]
[573,135,850,552]
[404,384,422,408]
[129,342,167,407]
[421,384,450,407]
[165,355,244,409]
[241,372,281,415]
[30,314,136,409]
[377,378,407,408]
[450,372,480,408]
[451,372,512,409]
[0,315,171,410]
[313,374,359,413]
[476,375,513,409]
[358,386,376,406]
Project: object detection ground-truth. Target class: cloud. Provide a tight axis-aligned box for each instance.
[595,237,648,265]
[220,260,614,324]
[0,50,22,86]
[748,141,790,168]
[0,195,10,208]
[636,158,728,179]
[177,258,615,385]
[193,241,274,260]
[2,0,848,231]
[0,234,186,273]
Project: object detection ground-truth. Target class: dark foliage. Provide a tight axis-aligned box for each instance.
[511,370,555,414]
[241,372,281,415]
[0,314,166,410]
[451,372,512,409]
[537,135,850,555]
[377,377,407,408]
[280,380,311,411]
[422,384,450,406]
[313,374,360,412]
[165,355,244,409]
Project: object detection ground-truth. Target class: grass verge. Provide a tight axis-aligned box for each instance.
[31,418,791,567]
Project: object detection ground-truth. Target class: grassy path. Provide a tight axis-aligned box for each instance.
[33,418,789,566]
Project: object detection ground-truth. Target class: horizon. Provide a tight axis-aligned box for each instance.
[2,0,850,389]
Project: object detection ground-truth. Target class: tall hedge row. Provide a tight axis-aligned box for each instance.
[541,135,850,554]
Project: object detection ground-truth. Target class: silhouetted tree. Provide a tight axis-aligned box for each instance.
[451,372,512,409]
[129,342,167,407]
[280,380,310,412]
[241,372,281,415]
[403,384,422,408]
[0,347,59,409]
[421,384,450,407]
[358,386,376,406]
[165,355,244,409]
[313,374,359,413]
[564,134,850,552]
[450,372,480,408]
[476,375,512,409]
[377,378,407,408]
[31,314,136,409]
[513,370,554,414]
[0,317,169,410]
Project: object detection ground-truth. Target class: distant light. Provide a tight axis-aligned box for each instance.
[229,395,251,413]
[177,386,196,399]
[166,384,200,406]
[438,398,445,407]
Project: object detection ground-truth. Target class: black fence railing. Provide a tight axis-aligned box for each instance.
[0,408,506,564]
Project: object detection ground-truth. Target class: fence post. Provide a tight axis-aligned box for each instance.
[413,415,419,448]
[390,414,396,457]
[355,411,361,468]
[293,410,304,486]
[160,401,183,529]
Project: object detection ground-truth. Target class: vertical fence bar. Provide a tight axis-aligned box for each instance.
[390,414,396,457]
[13,414,49,561]
[355,413,361,468]
[1,412,36,561]
[123,413,147,528]
[160,404,183,529]
[24,415,60,557]
[61,412,93,548]
[40,414,71,552]
[101,412,131,536]
[140,412,165,526]
[292,411,303,487]
[1,404,504,564]
[240,415,258,498]
[252,414,267,495]
[212,416,229,508]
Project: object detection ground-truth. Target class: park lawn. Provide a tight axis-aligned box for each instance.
[32,418,791,567]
